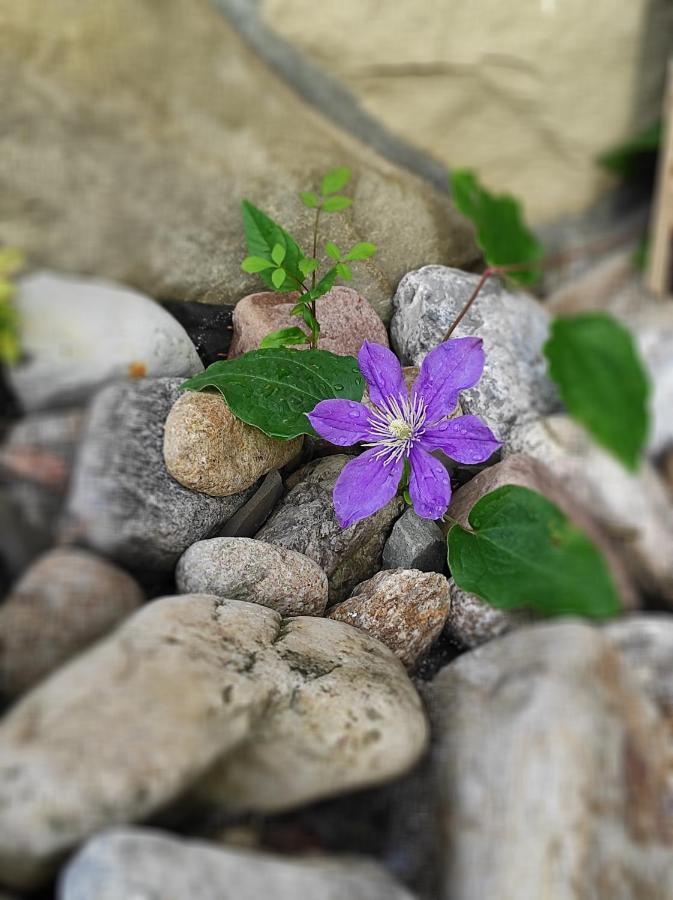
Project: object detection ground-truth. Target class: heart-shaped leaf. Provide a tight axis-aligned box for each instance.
[180,348,365,439]
[448,484,621,619]
[544,312,650,471]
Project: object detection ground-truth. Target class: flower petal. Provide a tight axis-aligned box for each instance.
[412,337,484,422]
[420,415,502,464]
[408,446,451,520]
[358,340,406,409]
[308,399,373,446]
[333,448,404,528]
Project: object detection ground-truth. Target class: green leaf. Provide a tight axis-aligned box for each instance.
[322,195,353,213]
[344,242,376,261]
[300,191,320,209]
[271,267,287,289]
[325,241,341,260]
[298,257,319,276]
[599,121,661,179]
[259,326,309,349]
[0,248,24,279]
[450,169,543,286]
[0,294,20,366]
[448,485,621,619]
[271,243,286,266]
[305,266,338,302]
[544,313,650,471]
[336,262,352,281]
[179,348,365,439]
[241,255,274,274]
[321,167,351,195]
[241,200,305,292]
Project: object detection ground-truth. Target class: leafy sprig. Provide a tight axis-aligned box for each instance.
[241,167,376,350]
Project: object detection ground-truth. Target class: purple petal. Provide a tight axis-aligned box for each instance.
[358,340,406,409]
[333,448,404,528]
[420,415,501,464]
[308,399,373,446]
[408,446,451,520]
[411,337,484,422]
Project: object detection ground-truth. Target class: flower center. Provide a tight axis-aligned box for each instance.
[389,418,412,441]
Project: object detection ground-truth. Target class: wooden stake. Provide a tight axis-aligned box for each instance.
[647,59,673,297]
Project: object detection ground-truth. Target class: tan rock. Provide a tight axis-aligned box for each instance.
[0,0,477,322]
[329,568,449,668]
[0,548,143,698]
[0,594,427,888]
[259,0,673,222]
[446,454,638,611]
[163,391,302,496]
[229,287,389,357]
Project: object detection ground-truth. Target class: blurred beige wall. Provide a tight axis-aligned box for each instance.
[260,0,673,222]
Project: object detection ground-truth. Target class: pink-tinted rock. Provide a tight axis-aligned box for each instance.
[229,287,389,357]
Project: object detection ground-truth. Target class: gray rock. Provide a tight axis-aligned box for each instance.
[390,266,558,439]
[507,415,673,603]
[445,578,530,649]
[218,470,283,537]
[0,547,143,698]
[60,378,255,573]
[0,594,426,887]
[328,569,449,668]
[0,408,83,536]
[256,456,404,602]
[163,390,302,496]
[58,828,417,900]
[426,622,673,899]
[7,273,202,412]
[629,303,673,456]
[382,508,446,573]
[0,0,476,322]
[0,489,52,589]
[176,537,328,615]
[604,615,673,721]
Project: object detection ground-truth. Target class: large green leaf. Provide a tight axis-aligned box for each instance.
[450,169,543,286]
[544,312,650,471]
[180,348,365,439]
[448,485,621,619]
[241,200,305,292]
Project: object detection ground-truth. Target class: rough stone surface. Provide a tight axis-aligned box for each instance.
[447,454,638,611]
[628,303,673,457]
[161,300,235,366]
[59,828,417,900]
[194,613,427,814]
[60,378,255,573]
[0,490,51,589]
[255,0,673,221]
[507,415,673,603]
[163,391,302,497]
[444,578,530,649]
[425,622,673,899]
[176,537,328,616]
[219,470,283,537]
[7,273,202,412]
[0,594,426,888]
[328,569,449,668]
[256,455,404,602]
[0,0,477,322]
[382,508,446,574]
[0,408,83,540]
[0,548,143,699]
[390,267,558,439]
[229,288,389,357]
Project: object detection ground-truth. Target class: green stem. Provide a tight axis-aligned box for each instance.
[309,205,322,349]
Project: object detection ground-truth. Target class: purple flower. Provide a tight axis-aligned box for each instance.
[308,339,501,528]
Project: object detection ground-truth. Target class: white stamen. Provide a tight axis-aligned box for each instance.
[364,392,427,462]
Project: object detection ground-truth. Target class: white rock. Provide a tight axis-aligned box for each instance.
[58,828,417,900]
[8,272,203,411]
[390,266,558,439]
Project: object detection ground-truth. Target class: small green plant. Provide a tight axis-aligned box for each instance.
[240,167,376,350]
[0,247,24,366]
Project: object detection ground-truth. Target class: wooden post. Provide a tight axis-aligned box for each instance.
[647,59,673,297]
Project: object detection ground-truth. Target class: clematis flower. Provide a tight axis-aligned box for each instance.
[308,339,501,528]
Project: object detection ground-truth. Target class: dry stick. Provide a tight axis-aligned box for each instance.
[442,225,643,341]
